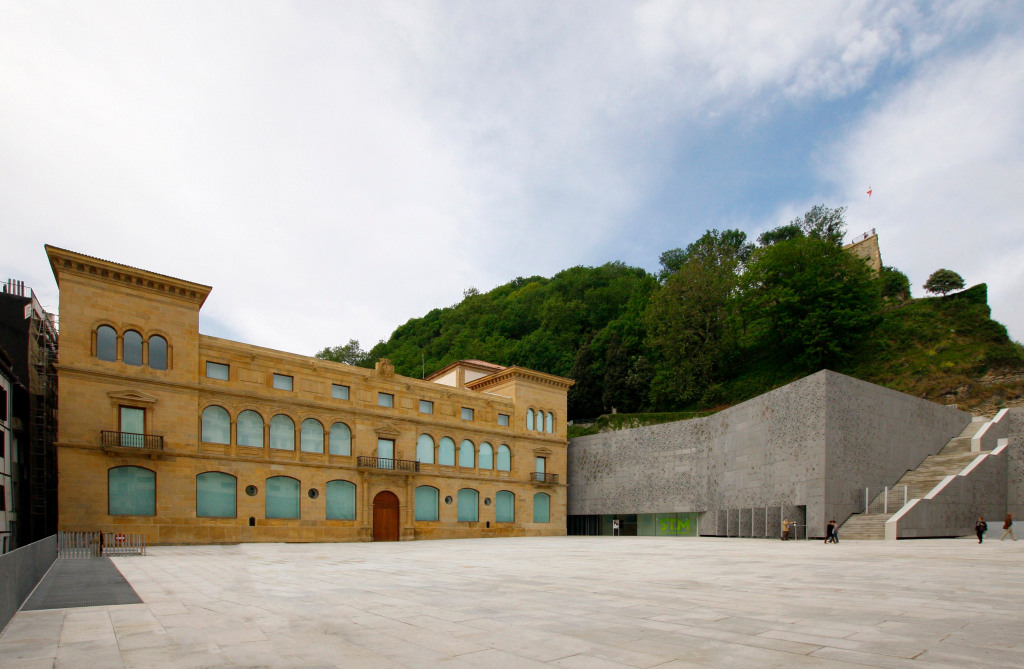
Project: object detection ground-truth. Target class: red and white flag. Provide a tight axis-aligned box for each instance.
[867,187,872,196]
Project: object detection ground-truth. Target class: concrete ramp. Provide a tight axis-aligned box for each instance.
[21,558,142,610]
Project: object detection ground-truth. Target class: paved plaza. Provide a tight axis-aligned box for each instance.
[1,536,1022,669]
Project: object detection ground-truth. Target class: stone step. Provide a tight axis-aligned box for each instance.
[838,513,892,540]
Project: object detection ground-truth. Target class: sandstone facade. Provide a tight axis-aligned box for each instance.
[47,245,571,544]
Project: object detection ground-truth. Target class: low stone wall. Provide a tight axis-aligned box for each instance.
[0,535,56,634]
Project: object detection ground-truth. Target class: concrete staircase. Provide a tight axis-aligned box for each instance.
[839,418,990,540]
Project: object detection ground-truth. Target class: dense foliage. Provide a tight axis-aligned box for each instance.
[317,206,1023,418]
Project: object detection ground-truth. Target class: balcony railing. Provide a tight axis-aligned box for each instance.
[357,456,420,472]
[101,431,163,450]
[531,472,558,484]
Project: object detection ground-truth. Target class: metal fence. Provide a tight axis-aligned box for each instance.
[865,486,909,514]
[57,532,147,558]
[57,532,101,558]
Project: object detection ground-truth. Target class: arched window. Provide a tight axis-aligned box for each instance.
[496,490,515,523]
[526,409,534,431]
[326,480,356,520]
[457,488,478,522]
[148,335,168,370]
[329,423,351,456]
[438,437,456,466]
[497,444,511,472]
[196,472,236,518]
[533,493,550,523]
[415,486,439,521]
[458,440,475,468]
[108,466,155,516]
[300,419,324,453]
[270,415,295,450]
[236,410,264,447]
[546,412,554,434]
[416,434,435,464]
[123,330,143,366]
[201,406,230,445]
[265,476,299,519]
[96,325,117,362]
[478,442,493,470]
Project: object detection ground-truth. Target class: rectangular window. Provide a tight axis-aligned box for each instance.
[461,407,474,421]
[536,457,546,474]
[0,485,5,511]
[206,362,229,380]
[332,384,350,400]
[419,400,433,414]
[120,407,146,448]
[0,386,7,421]
[273,374,293,391]
[378,393,394,408]
[377,438,395,470]
[497,414,509,427]
[0,432,4,458]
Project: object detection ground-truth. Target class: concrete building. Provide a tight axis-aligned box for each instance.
[568,370,1022,539]
[47,245,572,544]
[0,281,58,549]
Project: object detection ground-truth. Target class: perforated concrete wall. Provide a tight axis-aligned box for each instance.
[567,370,972,538]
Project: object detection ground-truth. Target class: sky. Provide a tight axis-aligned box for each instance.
[2,1,1023,354]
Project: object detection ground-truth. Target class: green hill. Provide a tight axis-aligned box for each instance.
[317,208,1024,420]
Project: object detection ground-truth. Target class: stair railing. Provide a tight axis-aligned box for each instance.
[864,486,908,514]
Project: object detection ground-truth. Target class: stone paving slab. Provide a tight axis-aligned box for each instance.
[0,537,1022,668]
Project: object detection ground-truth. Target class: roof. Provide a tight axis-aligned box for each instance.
[424,359,507,383]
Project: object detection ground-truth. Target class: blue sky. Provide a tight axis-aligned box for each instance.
[2,1,1023,353]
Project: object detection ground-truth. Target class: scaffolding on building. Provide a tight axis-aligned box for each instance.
[4,279,59,541]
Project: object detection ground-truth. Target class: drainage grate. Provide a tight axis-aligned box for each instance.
[21,558,143,610]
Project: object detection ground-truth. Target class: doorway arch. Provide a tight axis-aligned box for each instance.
[372,490,400,542]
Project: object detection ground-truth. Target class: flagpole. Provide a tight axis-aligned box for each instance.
[867,186,872,231]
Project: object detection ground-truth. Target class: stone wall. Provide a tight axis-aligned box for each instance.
[1004,409,1024,518]
[567,370,971,538]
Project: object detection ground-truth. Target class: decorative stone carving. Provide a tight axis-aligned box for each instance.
[375,358,395,379]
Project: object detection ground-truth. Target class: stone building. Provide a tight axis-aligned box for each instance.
[47,245,571,544]
[568,370,1022,540]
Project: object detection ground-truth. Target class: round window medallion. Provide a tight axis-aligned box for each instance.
[484,498,492,506]
[308,488,319,499]
[444,496,453,505]
[245,485,258,497]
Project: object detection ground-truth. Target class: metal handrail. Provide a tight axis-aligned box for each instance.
[356,456,420,472]
[101,431,163,450]
[531,472,558,484]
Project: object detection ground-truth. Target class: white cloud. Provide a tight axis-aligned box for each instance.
[0,0,1012,355]
[832,37,1024,341]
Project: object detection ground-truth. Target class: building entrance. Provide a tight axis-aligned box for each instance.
[372,491,400,542]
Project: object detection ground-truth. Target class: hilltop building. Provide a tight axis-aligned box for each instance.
[47,245,572,544]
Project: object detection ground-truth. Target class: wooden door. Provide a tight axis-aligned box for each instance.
[372,490,400,542]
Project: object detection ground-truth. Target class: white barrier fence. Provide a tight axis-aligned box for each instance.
[57,532,147,558]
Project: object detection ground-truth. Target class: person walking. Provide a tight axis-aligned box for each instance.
[976,516,987,544]
[781,518,790,541]
[1000,514,1016,541]
[824,520,835,544]
[828,520,839,543]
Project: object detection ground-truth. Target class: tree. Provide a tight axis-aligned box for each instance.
[658,229,754,279]
[315,339,370,366]
[742,234,880,369]
[646,232,748,408]
[757,205,848,248]
[880,266,911,302]
[923,269,965,296]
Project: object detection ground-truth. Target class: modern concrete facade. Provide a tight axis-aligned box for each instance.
[567,370,974,539]
[48,245,572,545]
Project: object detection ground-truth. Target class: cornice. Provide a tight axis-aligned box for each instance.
[45,245,212,307]
[467,366,575,392]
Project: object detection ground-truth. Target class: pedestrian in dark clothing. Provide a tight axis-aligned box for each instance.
[830,520,839,543]
[824,520,837,544]
[976,516,987,543]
